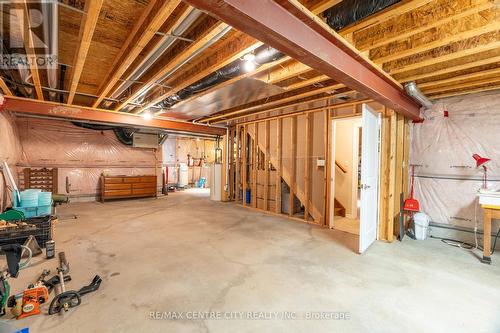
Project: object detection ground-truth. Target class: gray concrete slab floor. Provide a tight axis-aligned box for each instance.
[2,188,500,333]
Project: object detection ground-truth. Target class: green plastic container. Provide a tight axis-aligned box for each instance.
[0,209,25,221]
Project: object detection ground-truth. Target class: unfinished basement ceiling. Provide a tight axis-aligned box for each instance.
[0,0,499,125]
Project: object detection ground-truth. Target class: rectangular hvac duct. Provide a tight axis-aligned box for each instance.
[133,133,159,148]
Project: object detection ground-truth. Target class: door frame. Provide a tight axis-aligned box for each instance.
[359,104,382,253]
[329,116,362,229]
[328,111,382,243]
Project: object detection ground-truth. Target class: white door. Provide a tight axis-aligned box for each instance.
[359,104,381,253]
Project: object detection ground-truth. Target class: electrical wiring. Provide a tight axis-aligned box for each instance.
[431,227,500,254]
[430,235,475,250]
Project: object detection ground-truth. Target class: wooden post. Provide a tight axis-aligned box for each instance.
[228,127,234,200]
[304,113,312,221]
[387,110,397,241]
[289,116,297,217]
[394,113,404,238]
[275,118,282,214]
[264,120,270,211]
[242,125,248,206]
[378,108,391,241]
[252,123,258,208]
[323,109,330,226]
[402,118,411,230]
[221,134,229,202]
[235,125,241,202]
[483,208,493,263]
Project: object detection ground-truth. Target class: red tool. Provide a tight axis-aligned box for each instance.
[16,285,49,319]
[404,165,420,212]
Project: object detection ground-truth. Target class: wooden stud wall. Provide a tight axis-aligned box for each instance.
[229,102,410,241]
[377,109,411,241]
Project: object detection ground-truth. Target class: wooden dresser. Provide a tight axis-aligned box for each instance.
[100,175,157,202]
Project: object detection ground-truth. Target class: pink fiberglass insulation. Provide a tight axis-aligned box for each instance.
[16,117,161,200]
[0,111,22,210]
[411,89,500,230]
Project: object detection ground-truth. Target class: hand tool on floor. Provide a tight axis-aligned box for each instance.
[0,245,32,316]
[48,252,102,315]
[8,268,51,319]
[10,284,49,319]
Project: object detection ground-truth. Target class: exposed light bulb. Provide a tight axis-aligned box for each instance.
[243,53,256,61]
[142,111,152,120]
[242,60,256,72]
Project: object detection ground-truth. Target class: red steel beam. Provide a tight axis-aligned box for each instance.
[3,96,226,136]
[183,0,421,120]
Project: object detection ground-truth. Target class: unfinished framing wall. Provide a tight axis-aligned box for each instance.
[228,101,410,240]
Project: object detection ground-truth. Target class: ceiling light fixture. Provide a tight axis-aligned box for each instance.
[142,111,152,120]
[242,60,256,72]
[242,52,257,72]
[243,53,255,62]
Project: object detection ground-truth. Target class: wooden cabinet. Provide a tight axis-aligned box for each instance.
[101,175,157,202]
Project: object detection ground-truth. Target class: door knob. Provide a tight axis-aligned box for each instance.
[361,184,371,190]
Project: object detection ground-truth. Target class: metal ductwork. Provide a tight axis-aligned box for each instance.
[111,8,203,100]
[324,0,401,31]
[157,46,285,109]
[404,82,433,109]
[72,122,135,146]
[42,0,58,101]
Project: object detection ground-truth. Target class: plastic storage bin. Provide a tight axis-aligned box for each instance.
[20,190,39,207]
[13,204,52,218]
[413,212,430,240]
[38,192,52,206]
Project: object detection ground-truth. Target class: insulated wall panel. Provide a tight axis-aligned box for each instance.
[411,90,500,230]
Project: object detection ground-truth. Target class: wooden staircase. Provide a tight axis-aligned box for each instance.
[246,126,323,222]
[333,198,346,217]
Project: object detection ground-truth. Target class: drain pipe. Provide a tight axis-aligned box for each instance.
[404,82,433,109]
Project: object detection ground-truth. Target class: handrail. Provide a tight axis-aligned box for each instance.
[335,161,347,174]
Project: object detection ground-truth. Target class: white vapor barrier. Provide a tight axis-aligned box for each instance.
[411,90,500,231]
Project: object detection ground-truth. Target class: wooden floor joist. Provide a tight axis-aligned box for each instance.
[0,77,13,96]
[17,1,45,100]
[92,0,183,108]
[67,0,104,104]
[184,0,421,119]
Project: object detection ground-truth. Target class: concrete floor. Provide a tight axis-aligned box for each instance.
[2,188,500,333]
